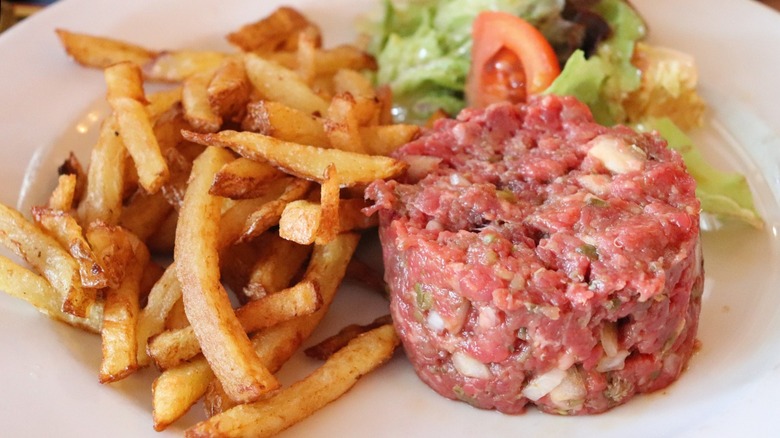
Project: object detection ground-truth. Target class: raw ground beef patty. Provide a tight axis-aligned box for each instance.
[366,95,703,415]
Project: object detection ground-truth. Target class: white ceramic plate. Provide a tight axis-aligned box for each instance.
[1,0,779,436]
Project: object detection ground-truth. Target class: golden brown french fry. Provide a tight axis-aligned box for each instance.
[226,6,315,53]
[146,87,183,122]
[57,152,87,208]
[118,189,174,241]
[241,100,330,148]
[148,280,320,370]
[151,232,359,427]
[164,296,189,330]
[152,358,213,431]
[55,28,157,69]
[186,324,399,438]
[238,178,312,243]
[305,314,393,360]
[244,53,329,115]
[77,117,127,226]
[136,264,182,367]
[325,93,364,153]
[278,200,320,245]
[225,231,311,301]
[359,124,421,156]
[144,50,227,82]
[316,164,340,244]
[32,206,107,289]
[207,56,250,120]
[0,203,95,317]
[146,209,178,254]
[209,157,285,200]
[99,231,149,383]
[295,26,319,84]
[175,146,279,403]
[332,69,379,125]
[85,222,134,290]
[105,62,170,193]
[182,70,222,133]
[375,84,394,125]
[48,174,78,211]
[182,130,407,186]
[0,255,102,333]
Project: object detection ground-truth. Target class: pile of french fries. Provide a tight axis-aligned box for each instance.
[0,6,419,436]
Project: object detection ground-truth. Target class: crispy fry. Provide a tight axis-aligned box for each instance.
[267,44,377,76]
[85,222,135,290]
[238,178,312,243]
[57,152,87,207]
[241,100,329,148]
[182,69,222,133]
[346,257,387,295]
[164,295,189,330]
[48,174,78,211]
[118,189,173,241]
[209,157,285,200]
[77,117,127,226]
[316,164,340,244]
[305,314,393,360]
[175,146,279,403]
[136,264,182,367]
[325,93,364,153]
[244,53,329,115]
[105,62,169,193]
[55,28,157,69]
[148,280,320,370]
[146,209,178,254]
[32,206,107,289]
[186,324,399,438]
[226,6,315,53]
[360,124,420,156]
[182,129,407,186]
[146,87,183,122]
[145,50,226,82]
[208,56,250,121]
[0,203,95,317]
[0,255,102,332]
[152,233,360,427]
[99,231,149,383]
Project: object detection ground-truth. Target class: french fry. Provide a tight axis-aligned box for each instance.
[146,87,183,122]
[238,178,312,243]
[151,232,360,427]
[146,209,178,254]
[226,6,315,53]
[55,28,157,69]
[136,264,182,367]
[32,206,107,289]
[346,256,387,295]
[305,314,393,360]
[360,124,421,156]
[85,222,135,290]
[207,56,250,121]
[325,93,364,153]
[266,44,377,76]
[48,174,78,211]
[105,62,170,193]
[241,100,330,148]
[0,255,102,332]
[316,164,340,244]
[182,129,407,186]
[148,280,321,370]
[278,200,321,245]
[226,231,312,301]
[182,70,222,133]
[332,68,379,125]
[244,53,329,115]
[145,50,226,82]
[118,189,173,241]
[57,152,87,207]
[0,202,95,317]
[77,117,127,226]
[99,231,149,383]
[175,146,279,403]
[296,26,320,84]
[209,157,285,200]
[164,295,189,330]
[186,324,399,438]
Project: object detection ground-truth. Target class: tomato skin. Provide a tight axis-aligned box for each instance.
[466,11,561,109]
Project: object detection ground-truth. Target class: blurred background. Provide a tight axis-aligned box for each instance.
[2,0,780,33]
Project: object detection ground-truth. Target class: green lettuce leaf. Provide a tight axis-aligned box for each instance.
[637,117,763,229]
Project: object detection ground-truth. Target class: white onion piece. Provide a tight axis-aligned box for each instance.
[452,352,491,379]
[549,368,587,409]
[596,350,630,372]
[587,135,646,174]
[426,310,445,333]
[600,322,619,357]
[522,368,567,401]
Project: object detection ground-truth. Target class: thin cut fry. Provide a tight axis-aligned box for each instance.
[186,324,399,438]
[209,157,285,200]
[182,70,222,133]
[207,56,250,120]
[226,6,315,53]
[182,129,407,186]
[145,50,226,82]
[244,53,329,115]
[48,174,78,211]
[241,100,330,148]
[55,28,157,69]
[77,117,127,226]
[305,314,393,360]
[175,146,278,403]
[105,62,169,193]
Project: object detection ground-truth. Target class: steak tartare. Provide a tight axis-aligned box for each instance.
[365,95,703,415]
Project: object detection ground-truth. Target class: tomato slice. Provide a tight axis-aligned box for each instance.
[466,11,560,109]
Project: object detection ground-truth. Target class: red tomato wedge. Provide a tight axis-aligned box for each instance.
[466,11,560,108]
